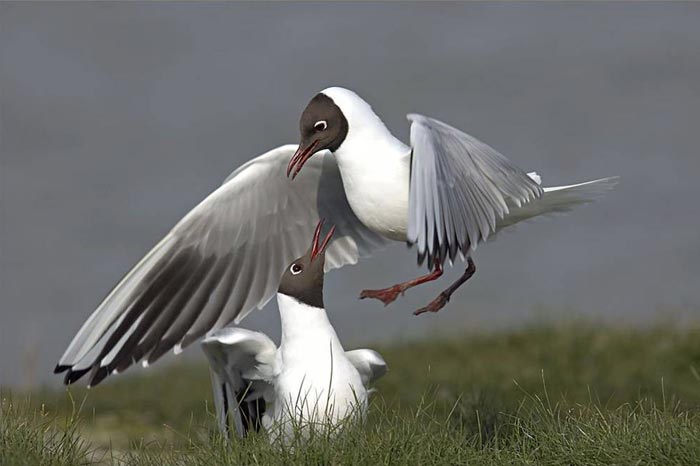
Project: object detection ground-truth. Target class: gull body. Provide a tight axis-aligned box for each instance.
[274,293,367,425]
[202,223,386,440]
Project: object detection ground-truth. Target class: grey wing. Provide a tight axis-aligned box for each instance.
[345,349,388,387]
[56,144,387,386]
[201,328,277,438]
[407,114,543,267]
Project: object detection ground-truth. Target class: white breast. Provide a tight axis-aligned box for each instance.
[333,138,412,242]
[271,294,367,434]
[274,351,367,426]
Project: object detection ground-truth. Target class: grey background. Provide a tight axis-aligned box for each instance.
[1,2,699,388]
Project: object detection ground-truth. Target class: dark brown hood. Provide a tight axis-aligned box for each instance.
[277,221,336,308]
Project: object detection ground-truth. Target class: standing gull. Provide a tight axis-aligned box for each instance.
[288,87,619,314]
[55,87,616,387]
[201,220,387,440]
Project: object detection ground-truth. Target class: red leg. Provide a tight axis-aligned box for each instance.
[359,264,443,306]
[414,258,476,316]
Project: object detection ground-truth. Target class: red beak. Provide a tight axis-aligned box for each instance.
[310,219,336,261]
[287,140,319,179]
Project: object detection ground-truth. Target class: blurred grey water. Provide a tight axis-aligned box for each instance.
[1,2,699,388]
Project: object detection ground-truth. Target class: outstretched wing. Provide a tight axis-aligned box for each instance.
[56,144,387,386]
[345,349,388,387]
[201,328,277,438]
[407,114,543,267]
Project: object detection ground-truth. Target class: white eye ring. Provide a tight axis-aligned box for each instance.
[313,120,327,131]
[290,263,303,275]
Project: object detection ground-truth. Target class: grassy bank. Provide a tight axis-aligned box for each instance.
[3,324,700,465]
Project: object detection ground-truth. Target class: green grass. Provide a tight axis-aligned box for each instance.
[0,397,93,466]
[3,324,700,465]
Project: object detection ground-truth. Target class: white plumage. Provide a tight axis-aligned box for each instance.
[201,293,387,441]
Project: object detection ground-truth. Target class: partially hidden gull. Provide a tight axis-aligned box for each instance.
[201,220,387,440]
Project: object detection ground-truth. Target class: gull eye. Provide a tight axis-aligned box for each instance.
[290,263,303,275]
[313,120,327,132]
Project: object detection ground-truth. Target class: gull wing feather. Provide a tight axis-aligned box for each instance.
[345,349,388,387]
[407,114,543,266]
[201,328,277,438]
[56,144,387,386]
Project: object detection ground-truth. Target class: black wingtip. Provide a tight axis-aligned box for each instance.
[54,364,70,374]
[88,366,110,387]
[63,368,90,385]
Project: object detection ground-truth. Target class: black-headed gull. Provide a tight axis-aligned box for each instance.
[201,221,387,440]
[55,87,616,387]
[288,87,619,314]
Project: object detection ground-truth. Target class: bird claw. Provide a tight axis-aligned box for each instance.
[359,285,402,306]
[414,293,449,316]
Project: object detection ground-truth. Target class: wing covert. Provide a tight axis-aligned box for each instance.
[407,114,543,267]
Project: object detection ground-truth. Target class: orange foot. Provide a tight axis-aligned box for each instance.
[414,293,449,316]
[359,285,403,306]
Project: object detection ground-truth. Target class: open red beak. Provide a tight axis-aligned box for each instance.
[310,219,336,261]
[287,140,319,179]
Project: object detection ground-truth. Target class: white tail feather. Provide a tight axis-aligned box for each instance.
[498,176,619,230]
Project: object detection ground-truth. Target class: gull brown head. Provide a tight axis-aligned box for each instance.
[278,220,336,307]
[287,93,349,179]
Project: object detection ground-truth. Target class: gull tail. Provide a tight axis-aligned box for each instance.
[497,175,620,230]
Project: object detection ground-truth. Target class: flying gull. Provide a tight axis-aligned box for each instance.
[288,87,619,313]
